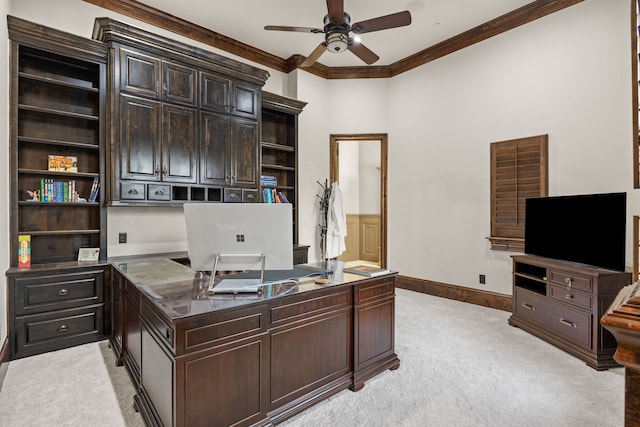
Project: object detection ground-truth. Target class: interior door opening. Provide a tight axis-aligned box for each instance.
[329,134,388,268]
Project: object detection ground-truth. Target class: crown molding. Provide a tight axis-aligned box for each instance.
[83,0,583,79]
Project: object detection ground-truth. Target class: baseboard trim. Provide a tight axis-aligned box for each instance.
[0,336,10,390]
[396,275,512,312]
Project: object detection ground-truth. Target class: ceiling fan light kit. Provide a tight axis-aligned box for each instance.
[265,0,412,66]
[326,32,348,53]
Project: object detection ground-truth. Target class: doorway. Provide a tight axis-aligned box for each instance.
[330,134,388,268]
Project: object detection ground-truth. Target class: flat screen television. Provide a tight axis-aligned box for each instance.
[524,192,626,272]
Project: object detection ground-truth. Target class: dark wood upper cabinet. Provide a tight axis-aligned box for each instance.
[93,17,268,204]
[200,71,258,119]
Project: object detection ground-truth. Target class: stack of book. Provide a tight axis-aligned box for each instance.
[262,188,290,204]
[261,175,277,187]
[39,178,77,202]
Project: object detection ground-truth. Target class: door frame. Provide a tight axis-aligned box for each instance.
[329,133,388,268]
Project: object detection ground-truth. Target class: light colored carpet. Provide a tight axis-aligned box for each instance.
[0,288,625,426]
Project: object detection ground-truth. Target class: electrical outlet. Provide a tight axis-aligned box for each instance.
[479,274,486,284]
[119,232,127,244]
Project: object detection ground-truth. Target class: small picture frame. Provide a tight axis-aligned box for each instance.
[78,247,100,262]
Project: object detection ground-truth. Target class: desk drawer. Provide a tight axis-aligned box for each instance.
[14,269,104,316]
[14,305,104,358]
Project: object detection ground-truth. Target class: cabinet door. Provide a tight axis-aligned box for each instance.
[200,71,230,113]
[163,61,196,105]
[119,47,161,98]
[231,81,259,119]
[162,104,197,183]
[120,95,162,181]
[200,111,231,186]
[125,286,142,384]
[230,117,258,187]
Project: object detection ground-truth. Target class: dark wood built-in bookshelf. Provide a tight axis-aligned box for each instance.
[261,92,306,245]
[6,16,109,359]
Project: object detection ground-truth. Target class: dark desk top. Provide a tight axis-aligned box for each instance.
[110,257,382,321]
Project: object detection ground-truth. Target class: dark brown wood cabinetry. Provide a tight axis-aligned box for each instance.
[92,18,268,205]
[112,258,399,426]
[509,255,631,370]
[6,17,109,359]
[261,92,307,243]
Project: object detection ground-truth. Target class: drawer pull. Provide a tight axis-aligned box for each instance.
[57,324,69,333]
[559,318,576,328]
[58,288,68,296]
[565,277,572,290]
[154,189,164,195]
[521,303,536,311]
[128,188,139,195]
[246,193,255,199]
[564,294,573,300]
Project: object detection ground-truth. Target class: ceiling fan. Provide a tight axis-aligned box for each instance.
[264,0,412,67]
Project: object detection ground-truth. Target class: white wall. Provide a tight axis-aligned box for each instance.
[385,0,634,294]
[338,142,360,214]
[2,0,635,305]
[0,0,10,342]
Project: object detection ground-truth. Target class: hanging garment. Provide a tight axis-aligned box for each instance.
[326,182,347,259]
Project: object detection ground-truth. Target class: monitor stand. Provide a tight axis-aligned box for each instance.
[209,253,266,294]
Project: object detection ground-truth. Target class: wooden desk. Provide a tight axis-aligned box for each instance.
[109,258,399,426]
[600,282,640,426]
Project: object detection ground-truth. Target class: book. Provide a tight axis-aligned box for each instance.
[18,235,31,268]
[343,265,391,277]
[48,155,77,173]
[88,177,99,202]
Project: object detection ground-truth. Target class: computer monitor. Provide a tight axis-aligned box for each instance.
[183,202,294,273]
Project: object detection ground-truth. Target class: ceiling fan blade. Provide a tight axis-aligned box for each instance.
[351,11,411,34]
[348,42,379,65]
[264,25,323,33]
[326,0,344,25]
[301,43,327,67]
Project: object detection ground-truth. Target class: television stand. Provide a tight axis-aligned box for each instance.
[509,255,632,370]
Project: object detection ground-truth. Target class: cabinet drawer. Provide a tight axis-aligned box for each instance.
[549,284,592,310]
[242,189,258,203]
[548,269,593,293]
[14,270,104,316]
[14,305,104,358]
[147,184,171,201]
[514,287,591,348]
[224,188,242,202]
[121,182,145,200]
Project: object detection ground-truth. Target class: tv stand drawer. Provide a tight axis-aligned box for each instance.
[514,287,591,348]
[548,269,593,293]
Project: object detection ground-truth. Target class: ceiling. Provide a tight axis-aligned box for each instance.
[113,0,539,68]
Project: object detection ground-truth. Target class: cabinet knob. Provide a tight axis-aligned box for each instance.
[162,165,168,178]
[57,324,69,333]
[564,294,574,300]
[58,288,68,296]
